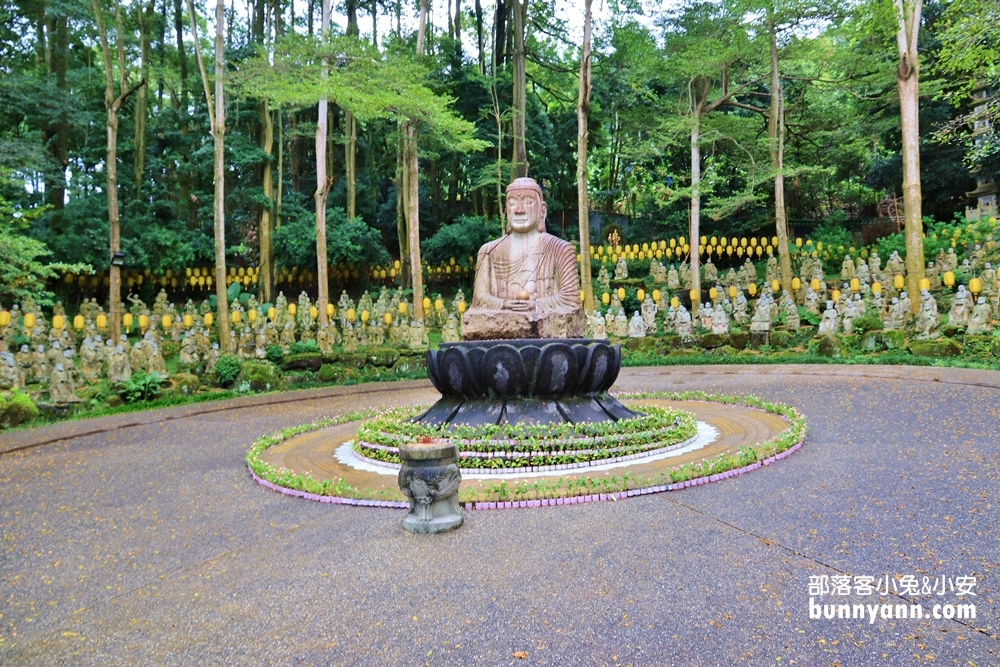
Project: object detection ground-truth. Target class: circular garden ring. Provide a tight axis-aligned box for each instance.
[245,391,807,510]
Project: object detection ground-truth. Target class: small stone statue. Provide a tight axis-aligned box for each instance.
[675,305,694,342]
[818,302,837,335]
[641,295,657,333]
[667,265,680,290]
[592,312,607,338]
[441,313,461,343]
[840,255,856,281]
[782,297,800,330]
[343,321,358,352]
[597,266,611,294]
[967,296,993,334]
[628,311,646,338]
[948,285,971,328]
[613,309,628,338]
[614,255,629,280]
[711,304,729,335]
[704,259,718,284]
[49,363,78,404]
[750,297,773,333]
[108,345,132,384]
[914,300,940,339]
[884,297,904,331]
[0,351,24,390]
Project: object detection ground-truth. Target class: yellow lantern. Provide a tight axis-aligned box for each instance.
[850,278,860,292]
[422,297,431,312]
[919,278,930,291]
[750,237,758,247]
[347,308,356,322]
[265,307,275,321]
[458,301,466,314]
[771,236,778,246]
[795,238,802,248]
[288,303,297,316]
[0,310,9,328]
[831,289,841,302]
[755,246,763,257]
[183,314,194,328]
[872,282,882,295]
[943,271,955,287]
[398,302,408,316]
[617,287,626,301]
[601,292,610,306]
[361,310,370,323]
[729,285,737,299]
[309,305,318,320]
[51,314,64,330]
[186,267,193,277]
[670,296,679,308]
[970,277,983,295]
[161,315,172,330]
[435,298,444,312]
[689,288,698,302]
[670,238,677,249]
[653,289,661,303]
[231,311,240,325]
[709,287,717,301]
[769,279,779,292]
[637,288,645,302]
[203,313,213,328]
[122,313,133,330]
[206,276,213,288]
[327,304,335,317]
[810,278,820,292]
[249,309,258,323]
[198,276,206,288]
[579,290,585,303]
[73,314,85,331]
[748,283,757,296]
[710,236,717,245]
[24,312,37,331]
[791,277,801,291]
[893,274,905,290]
[96,313,108,330]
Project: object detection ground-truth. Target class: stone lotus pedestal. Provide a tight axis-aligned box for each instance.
[397,441,463,534]
[414,338,638,427]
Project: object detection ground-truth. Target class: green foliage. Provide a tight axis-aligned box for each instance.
[0,389,39,428]
[289,339,319,355]
[852,310,883,334]
[421,216,499,266]
[273,207,389,270]
[317,363,337,382]
[120,372,164,403]
[237,361,283,392]
[265,344,284,364]
[214,354,243,386]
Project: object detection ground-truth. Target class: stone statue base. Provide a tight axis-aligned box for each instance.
[397,442,463,534]
[416,338,638,427]
[461,309,587,341]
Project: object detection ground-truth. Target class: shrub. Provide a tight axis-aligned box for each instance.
[237,360,283,392]
[0,390,39,428]
[318,363,337,382]
[289,339,319,355]
[120,372,164,403]
[265,344,284,364]
[215,354,243,386]
[853,311,883,334]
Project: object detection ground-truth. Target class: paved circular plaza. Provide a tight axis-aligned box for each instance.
[1,365,997,665]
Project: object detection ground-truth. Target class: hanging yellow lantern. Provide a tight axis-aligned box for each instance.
[943,271,955,287]
[288,303,297,316]
[182,314,193,328]
[771,236,778,246]
[51,314,64,330]
[435,298,444,312]
[810,278,820,292]
[872,282,882,295]
[831,289,841,302]
[850,278,860,292]
[579,290,585,302]
[422,297,431,312]
[750,238,758,247]
[23,312,36,331]
[919,278,930,291]
[670,296,680,308]
[327,304,335,317]
[347,308,356,321]
[653,289,661,303]
[708,287,717,301]
[361,310,370,323]
[0,310,10,328]
[637,288,645,302]
[458,301,467,314]
[755,246,763,257]
[231,311,241,325]
[893,274,905,290]
[309,305,318,320]
[748,283,757,296]
[689,288,699,302]
[204,313,213,328]
[96,313,108,330]
[122,313,133,330]
[770,279,780,292]
[617,287,625,301]
[970,277,983,295]
[601,292,610,306]
[160,314,171,330]
[398,302,407,315]
[73,314,85,331]
[710,236,717,246]
[670,239,677,249]
[791,277,801,291]
[248,309,258,323]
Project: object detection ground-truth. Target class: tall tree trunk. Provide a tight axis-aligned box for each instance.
[396,136,409,288]
[474,0,484,74]
[173,0,188,104]
[92,0,145,343]
[405,0,429,322]
[345,111,357,219]
[767,19,792,294]
[275,109,283,228]
[259,101,274,302]
[370,0,377,45]
[188,0,229,342]
[511,0,527,177]
[577,0,593,313]
[689,106,702,308]
[43,13,68,217]
[315,0,332,325]
[134,0,154,198]
[895,0,924,311]
[454,0,461,45]
[494,0,506,67]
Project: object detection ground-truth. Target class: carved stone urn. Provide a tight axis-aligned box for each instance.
[397,441,464,534]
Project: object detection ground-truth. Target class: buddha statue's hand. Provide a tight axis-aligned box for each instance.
[503,298,535,312]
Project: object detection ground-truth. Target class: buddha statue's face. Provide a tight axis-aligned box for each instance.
[506,188,545,234]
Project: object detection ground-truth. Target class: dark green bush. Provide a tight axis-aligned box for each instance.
[215,354,243,386]
[265,344,284,364]
[120,372,164,403]
[852,311,883,334]
[318,363,337,382]
[0,390,39,428]
[289,339,319,355]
